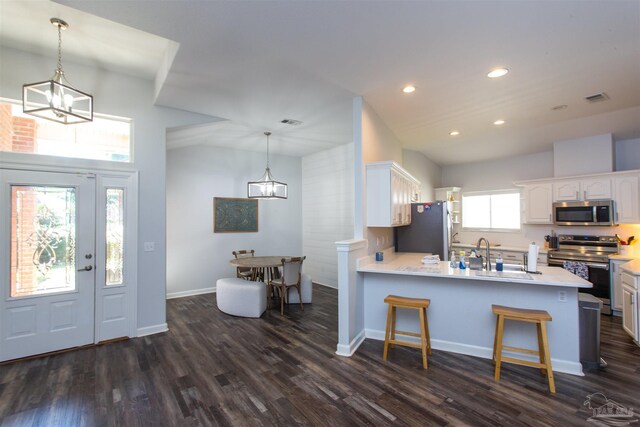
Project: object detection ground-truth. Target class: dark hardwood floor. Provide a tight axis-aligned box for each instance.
[1,286,640,426]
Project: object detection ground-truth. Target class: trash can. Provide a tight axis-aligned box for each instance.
[579,293,606,369]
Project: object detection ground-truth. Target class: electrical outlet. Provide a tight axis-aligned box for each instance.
[558,291,567,302]
[144,242,155,252]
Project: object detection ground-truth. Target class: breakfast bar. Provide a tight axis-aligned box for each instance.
[356,252,592,375]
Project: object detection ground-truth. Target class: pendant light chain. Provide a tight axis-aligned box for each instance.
[57,24,63,72]
[265,131,271,169]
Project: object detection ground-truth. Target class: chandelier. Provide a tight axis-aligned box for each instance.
[247,132,288,199]
[23,18,93,124]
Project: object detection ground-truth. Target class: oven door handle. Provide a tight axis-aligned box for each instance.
[548,260,610,270]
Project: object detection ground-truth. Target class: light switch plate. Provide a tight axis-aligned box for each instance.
[144,242,155,252]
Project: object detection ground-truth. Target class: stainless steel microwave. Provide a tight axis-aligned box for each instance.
[553,200,616,226]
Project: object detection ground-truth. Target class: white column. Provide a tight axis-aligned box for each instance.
[335,238,367,356]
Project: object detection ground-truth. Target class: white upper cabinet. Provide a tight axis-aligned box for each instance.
[523,183,553,224]
[553,180,581,201]
[366,161,421,227]
[518,170,640,225]
[583,178,612,200]
[614,175,640,224]
[553,177,611,201]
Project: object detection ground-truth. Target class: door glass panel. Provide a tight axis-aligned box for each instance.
[10,186,76,297]
[105,188,124,286]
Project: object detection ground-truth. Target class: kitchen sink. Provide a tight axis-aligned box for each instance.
[502,263,525,272]
[475,270,533,280]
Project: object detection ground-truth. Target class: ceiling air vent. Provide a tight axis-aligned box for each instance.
[280,118,303,126]
[585,92,609,103]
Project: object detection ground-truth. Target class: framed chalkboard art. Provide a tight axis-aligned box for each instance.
[213,197,259,233]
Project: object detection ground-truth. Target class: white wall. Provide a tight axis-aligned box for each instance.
[302,143,354,288]
[553,134,614,177]
[616,138,640,171]
[402,149,442,201]
[166,144,302,297]
[442,150,554,192]
[358,99,404,254]
[0,46,215,332]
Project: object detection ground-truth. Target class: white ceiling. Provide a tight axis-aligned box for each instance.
[3,0,640,165]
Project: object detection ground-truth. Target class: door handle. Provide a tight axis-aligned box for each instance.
[77,265,93,272]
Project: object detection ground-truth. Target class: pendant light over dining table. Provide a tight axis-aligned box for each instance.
[22,18,93,124]
[247,131,288,199]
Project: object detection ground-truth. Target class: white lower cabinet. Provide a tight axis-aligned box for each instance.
[621,272,639,342]
[610,260,625,312]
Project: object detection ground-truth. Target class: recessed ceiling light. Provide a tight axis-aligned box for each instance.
[493,119,505,125]
[402,85,416,94]
[487,68,509,78]
[449,130,460,136]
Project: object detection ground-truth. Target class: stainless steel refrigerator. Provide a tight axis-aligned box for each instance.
[394,201,451,260]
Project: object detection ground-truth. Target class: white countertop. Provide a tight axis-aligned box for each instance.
[451,243,548,254]
[621,258,640,276]
[358,252,591,288]
[609,254,638,261]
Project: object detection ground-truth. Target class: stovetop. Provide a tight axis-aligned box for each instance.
[548,234,618,263]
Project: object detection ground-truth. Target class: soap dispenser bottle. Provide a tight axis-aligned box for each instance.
[496,254,503,272]
[450,250,458,269]
[459,251,466,270]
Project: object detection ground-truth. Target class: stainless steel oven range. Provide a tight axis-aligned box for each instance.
[547,234,617,315]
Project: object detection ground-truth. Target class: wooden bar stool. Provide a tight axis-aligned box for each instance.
[383,295,431,369]
[491,304,555,393]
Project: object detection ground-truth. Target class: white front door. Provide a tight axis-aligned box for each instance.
[0,169,96,361]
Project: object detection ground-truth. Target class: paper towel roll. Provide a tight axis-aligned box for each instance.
[527,242,538,273]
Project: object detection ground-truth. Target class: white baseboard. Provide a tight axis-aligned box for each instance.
[336,329,366,357]
[137,323,169,337]
[314,281,337,289]
[364,328,584,376]
[166,286,216,300]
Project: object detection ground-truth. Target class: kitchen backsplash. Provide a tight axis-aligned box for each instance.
[452,223,640,255]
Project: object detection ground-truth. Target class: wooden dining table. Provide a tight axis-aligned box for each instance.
[229,256,287,283]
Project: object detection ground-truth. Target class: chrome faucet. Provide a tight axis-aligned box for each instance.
[476,237,491,271]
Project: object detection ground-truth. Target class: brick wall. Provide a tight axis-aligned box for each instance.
[12,117,38,153]
[0,104,13,152]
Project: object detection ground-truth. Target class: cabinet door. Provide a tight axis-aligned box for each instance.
[402,177,410,225]
[523,183,553,224]
[583,178,612,200]
[390,171,401,226]
[554,180,581,201]
[622,285,638,340]
[614,176,640,224]
[611,261,623,311]
[501,251,524,265]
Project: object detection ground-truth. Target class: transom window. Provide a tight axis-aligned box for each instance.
[0,100,131,162]
[462,190,521,230]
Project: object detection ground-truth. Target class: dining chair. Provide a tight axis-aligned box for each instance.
[232,249,255,280]
[268,256,305,315]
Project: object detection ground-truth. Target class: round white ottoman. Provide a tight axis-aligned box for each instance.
[216,278,267,318]
[287,273,313,304]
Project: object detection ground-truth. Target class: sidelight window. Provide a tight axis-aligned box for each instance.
[105,188,125,286]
